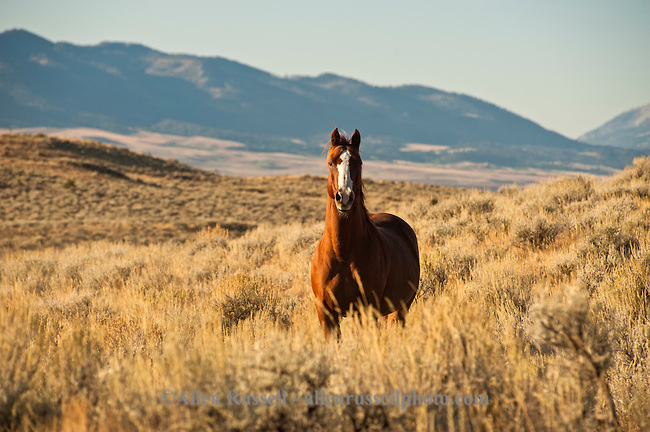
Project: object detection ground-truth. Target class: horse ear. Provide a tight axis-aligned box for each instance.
[351,129,360,149]
[331,128,340,147]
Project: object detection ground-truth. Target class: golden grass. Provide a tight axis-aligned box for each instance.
[1,134,649,431]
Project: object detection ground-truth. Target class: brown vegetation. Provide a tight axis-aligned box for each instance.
[1,134,649,431]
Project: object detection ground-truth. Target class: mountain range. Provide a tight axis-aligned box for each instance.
[0,29,645,177]
[580,103,650,150]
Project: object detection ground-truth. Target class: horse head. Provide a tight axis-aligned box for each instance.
[327,128,362,213]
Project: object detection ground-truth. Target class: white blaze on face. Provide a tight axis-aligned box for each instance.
[337,149,353,198]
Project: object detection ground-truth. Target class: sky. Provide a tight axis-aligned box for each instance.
[1,0,649,139]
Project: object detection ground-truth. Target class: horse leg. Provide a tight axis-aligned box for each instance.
[383,308,407,329]
[317,303,341,340]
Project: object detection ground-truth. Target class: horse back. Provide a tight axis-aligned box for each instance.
[371,212,418,257]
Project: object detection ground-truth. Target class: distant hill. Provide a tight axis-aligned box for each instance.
[0,133,451,249]
[0,29,643,174]
[579,103,650,150]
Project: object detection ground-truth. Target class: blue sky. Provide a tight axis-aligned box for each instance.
[2,0,649,138]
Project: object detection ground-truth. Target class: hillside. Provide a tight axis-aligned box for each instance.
[0,133,453,250]
[580,102,650,150]
[0,29,643,174]
[1,133,649,430]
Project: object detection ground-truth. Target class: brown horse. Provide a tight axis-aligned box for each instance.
[310,128,420,339]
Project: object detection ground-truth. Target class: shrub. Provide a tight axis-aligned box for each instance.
[513,215,563,249]
[215,274,296,331]
[578,227,639,265]
[418,244,477,300]
[527,287,619,430]
[464,192,495,216]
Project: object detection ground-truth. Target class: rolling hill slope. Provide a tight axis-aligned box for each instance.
[0,133,452,250]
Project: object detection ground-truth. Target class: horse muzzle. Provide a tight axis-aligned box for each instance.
[335,189,355,212]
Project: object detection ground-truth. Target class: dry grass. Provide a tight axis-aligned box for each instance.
[1,134,649,431]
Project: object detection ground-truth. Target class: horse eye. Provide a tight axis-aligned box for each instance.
[328,161,334,167]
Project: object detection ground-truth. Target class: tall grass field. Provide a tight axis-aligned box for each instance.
[1,134,649,431]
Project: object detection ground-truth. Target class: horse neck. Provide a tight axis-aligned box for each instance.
[324,196,371,259]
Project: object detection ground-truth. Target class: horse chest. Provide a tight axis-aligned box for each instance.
[320,259,384,307]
